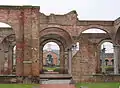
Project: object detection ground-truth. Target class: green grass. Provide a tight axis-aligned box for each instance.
[76,83,120,88]
[0,84,39,88]
[43,67,60,71]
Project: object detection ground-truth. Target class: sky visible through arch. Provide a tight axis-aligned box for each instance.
[0,0,117,53]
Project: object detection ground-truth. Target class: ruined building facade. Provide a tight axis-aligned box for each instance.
[0,6,120,82]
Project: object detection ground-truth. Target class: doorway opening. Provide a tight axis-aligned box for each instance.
[42,42,60,73]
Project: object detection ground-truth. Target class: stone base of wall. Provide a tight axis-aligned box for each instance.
[92,74,120,82]
[73,74,120,83]
[0,75,40,84]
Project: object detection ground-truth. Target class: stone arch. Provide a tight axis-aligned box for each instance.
[0,33,16,75]
[0,12,21,39]
[40,37,66,48]
[0,22,17,75]
[79,25,111,37]
[39,27,72,48]
[1,34,15,44]
[115,27,120,45]
[39,38,66,74]
[114,27,120,74]
[96,39,114,73]
[40,39,64,49]
[98,39,113,46]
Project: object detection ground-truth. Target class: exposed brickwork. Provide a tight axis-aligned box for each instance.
[0,5,120,83]
[72,36,97,82]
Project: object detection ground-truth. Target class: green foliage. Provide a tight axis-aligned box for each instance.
[0,84,39,88]
[76,83,120,88]
[43,67,58,71]
[53,68,68,74]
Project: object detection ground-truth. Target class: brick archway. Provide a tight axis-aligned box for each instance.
[0,34,16,75]
[39,27,73,74]
[97,39,113,73]
[39,27,73,49]
[40,38,67,74]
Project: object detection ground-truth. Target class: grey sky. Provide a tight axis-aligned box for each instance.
[0,0,120,20]
[0,0,115,52]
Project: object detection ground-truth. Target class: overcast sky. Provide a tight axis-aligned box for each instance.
[0,0,115,52]
[0,0,120,20]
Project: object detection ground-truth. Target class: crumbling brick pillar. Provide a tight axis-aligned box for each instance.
[68,48,72,74]
[23,8,33,76]
[96,45,101,73]
[23,6,40,76]
[64,50,69,74]
[31,8,40,76]
[16,38,24,76]
[72,37,97,82]
[39,47,43,73]
[114,45,119,74]
[60,45,65,73]
[16,11,24,76]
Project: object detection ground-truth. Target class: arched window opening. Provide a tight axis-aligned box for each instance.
[42,42,60,73]
[0,22,11,28]
[0,22,15,75]
[100,42,114,74]
[82,28,106,33]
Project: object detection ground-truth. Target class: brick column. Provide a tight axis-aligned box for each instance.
[96,47,101,73]
[68,48,72,74]
[114,45,119,74]
[23,8,32,76]
[16,11,24,76]
[39,47,43,73]
[101,48,106,73]
[31,8,40,76]
[60,46,65,73]
[64,51,69,73]
[16,41,24,76]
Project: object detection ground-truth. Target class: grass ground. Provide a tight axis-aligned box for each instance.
[0,83,119,88]
[76,83,120,88]
[0,84,39,88]
[43,67,60,71]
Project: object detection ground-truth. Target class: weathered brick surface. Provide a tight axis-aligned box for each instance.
[72,36,97,82]
[0,6,120,82]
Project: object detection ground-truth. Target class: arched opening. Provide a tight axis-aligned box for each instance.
[100,42,114,74]
[114,27,120,74]
[0,22,11,28]
[115,27,120,45]
[82,28,107,33]
[0,22,16,75]
[81,28,112,74]
[39,27,72,75]
[42,42,60,73]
